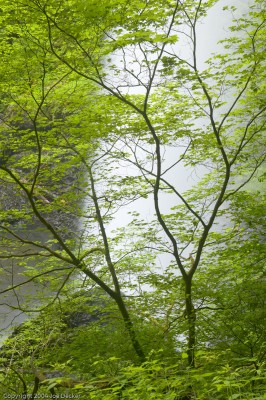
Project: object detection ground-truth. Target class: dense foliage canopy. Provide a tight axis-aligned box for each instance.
[0,0,265,398]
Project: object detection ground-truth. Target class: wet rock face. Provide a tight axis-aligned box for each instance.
[42,370,64,379]
[0,124,87,336]
[0,306,105,360]
[65,311,101,328]
[64,294,109,328]
[0,164,81,332]
[0,169,81,236]
[0,182,28,221]
[0,123,83,238]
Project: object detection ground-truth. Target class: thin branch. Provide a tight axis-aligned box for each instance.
[0,266,74,295]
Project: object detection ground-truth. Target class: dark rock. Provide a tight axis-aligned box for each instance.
[65,310,101,328]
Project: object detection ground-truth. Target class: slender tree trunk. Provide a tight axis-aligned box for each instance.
[114,294,145,362]
[185,277,196,367]
[31,376,40,398]
[89,168,145,362]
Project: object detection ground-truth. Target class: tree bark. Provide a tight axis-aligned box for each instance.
[185,277,196,368]
[114,293,146,362]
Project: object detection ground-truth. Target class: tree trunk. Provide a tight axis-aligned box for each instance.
[114,293,146,363]
[185,277,196,367]
[88,168,145,362]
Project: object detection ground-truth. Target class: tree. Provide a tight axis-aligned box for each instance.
[0,0,265,380]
